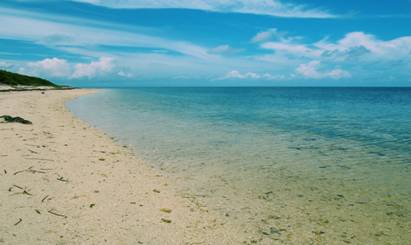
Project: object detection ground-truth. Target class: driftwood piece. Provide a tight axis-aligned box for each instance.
[57,176,69,182]
[14,218,22,226]
[24,158,54,162]
[14,166,46,175]
[41,195,49,203]
[48,209,67,218]
[10,184,33,196]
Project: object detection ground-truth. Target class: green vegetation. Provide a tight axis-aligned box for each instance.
[0,70,59,87]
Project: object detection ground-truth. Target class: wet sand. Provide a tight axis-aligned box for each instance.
[0,90,238,244]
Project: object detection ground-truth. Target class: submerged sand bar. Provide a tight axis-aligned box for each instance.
[0,90,235,244]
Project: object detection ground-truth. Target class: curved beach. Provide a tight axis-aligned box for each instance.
[0,90,238,244]
[1,89,410,245]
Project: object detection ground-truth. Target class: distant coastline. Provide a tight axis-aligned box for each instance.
[0,69,73,92]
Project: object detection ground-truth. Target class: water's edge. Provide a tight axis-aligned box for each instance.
[67,88,411,244]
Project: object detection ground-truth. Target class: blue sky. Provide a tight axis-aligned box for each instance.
[1,0,411,86]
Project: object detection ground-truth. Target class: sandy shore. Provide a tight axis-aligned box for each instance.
[0,90,235,244]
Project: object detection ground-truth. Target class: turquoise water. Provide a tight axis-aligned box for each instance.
[68,88,411,244]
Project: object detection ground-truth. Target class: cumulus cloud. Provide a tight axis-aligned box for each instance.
[315,32,411,61]
[75,0,336,18]
[260,31,411,61]
[117,70,134,78]
[261,42,320,57]
[209,44,242,55]
[72,57,113,79]
[252,28,280,43]
[218,70,288,80]
[0,61,12,69]
[296,60,350,79]
[26,57,71,77]
[18,57,115,79]
[257,30,411,81]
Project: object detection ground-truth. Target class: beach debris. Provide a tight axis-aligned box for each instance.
[258,191,274,201]
[267,215,281,220]
[312,230,326,235]
[262,227,281,236]
[57,176,69,182]
[336,194,345,200]
[10,184,32,196]
[41,195,49,203]
[25,157,54,162]
[35,209,41,214]
[48,209,67,218]
[0,115,32,124]
[160,208,172,213]
[89,203,96,208]
[14,218,22,226]
[13,166,46,175]
[153,189,161,193]
[161,218,172,223]
[28,149,39,154]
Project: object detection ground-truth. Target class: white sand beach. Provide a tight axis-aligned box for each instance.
[0,90,238,244]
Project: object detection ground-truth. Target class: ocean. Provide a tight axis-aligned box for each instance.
[67,87,411,244]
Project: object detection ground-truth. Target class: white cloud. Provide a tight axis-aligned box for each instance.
[72,57,113,79]
[327,68,351,79]
[315,32,411,61]
[117,71,134,78]
[218,70,288,80]
[0,61,12,69]
[211,44,231,53]
[209,44,242,55]
[2,4,410,84]
[75,0,336,18]
[26,57,71,77]
[257,30,411,81]
[18,57,115,79]
[260,31,411,61]
[0,8,216,61]
[261,42,321,57]
[252,28,279,43]
[296,60,350,79]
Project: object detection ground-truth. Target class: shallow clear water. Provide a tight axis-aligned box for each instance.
[68,87,411,244]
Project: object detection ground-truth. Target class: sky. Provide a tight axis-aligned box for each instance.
[1,0,411,87]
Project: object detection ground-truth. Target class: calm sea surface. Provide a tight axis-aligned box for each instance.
[68,87,411,244]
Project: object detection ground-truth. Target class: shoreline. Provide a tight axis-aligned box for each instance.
[66,88,411,245]
[2,89,409,244]
[0,89,236,244]
[0,87,75,93]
